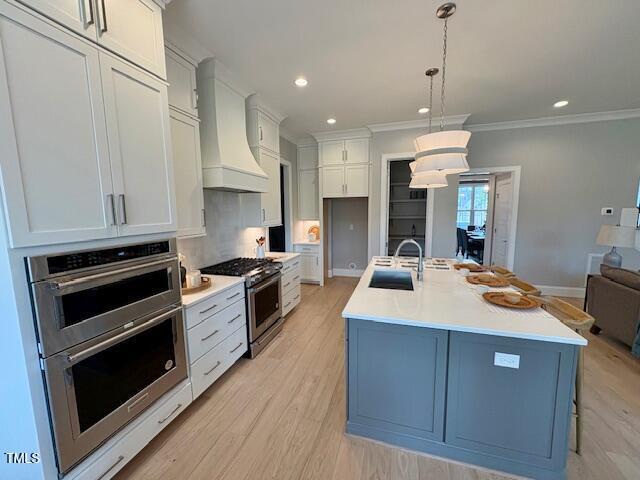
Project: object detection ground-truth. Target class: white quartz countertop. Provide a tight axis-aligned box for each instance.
[342,259,587,346]
[181,274,244,308]
[266,252,301,262]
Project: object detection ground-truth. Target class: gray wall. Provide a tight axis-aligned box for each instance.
[368,118,640,287]
[331,197,369,271]
[280,136,299,225]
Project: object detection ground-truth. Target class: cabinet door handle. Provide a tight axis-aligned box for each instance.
[201,208,206,227]
[283,282,291,288]
[262,209,265,221]
[118,194,127,224]
[204,361,221,376]
[96,455,124,480]
[201,329,220,342]
[226,292,241,300]
[230,342,244,353]
[294,295,300,300]
[284,301,292,308]
[98,0,107,33]
[199,304,218,315]
[345,183,348,195]
[82,0,94,26]
[192,89,198,110]
[107,194,116,225]
[259,126,263,141]
[157,403,182,424]
[227,314,242,324]
[316,257,319,266]
[345,149,348,162]
[293,275,300,280]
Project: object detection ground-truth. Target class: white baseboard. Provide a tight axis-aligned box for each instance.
[537,285,585,298]
[331,268,364,278]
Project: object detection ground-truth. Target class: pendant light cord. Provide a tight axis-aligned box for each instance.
[428,74,434,133]
[440,17,448,131]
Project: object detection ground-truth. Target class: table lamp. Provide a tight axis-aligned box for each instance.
[596,224,636,267]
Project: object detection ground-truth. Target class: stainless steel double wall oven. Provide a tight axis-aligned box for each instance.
[27,239,187,474]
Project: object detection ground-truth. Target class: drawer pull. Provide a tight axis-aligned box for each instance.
[294,295,300,300]
[284,301,292,308]
[200,304,218,315]
[158,403,183,424]
[204,361,221,376]
[293,262,299,267]
[97,455,124,479]
[283,282,291,288]
[201,329,220,341]
[227,314,242,324]
[226,292,241,300]
[230,343,244,353]
[283,266,290,272]
[293,275,300,280]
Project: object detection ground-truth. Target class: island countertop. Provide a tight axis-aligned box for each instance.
[342,258,587,346]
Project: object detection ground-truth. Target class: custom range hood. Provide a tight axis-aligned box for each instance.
[197,58,267,192]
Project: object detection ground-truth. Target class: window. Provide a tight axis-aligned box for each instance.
[457,183,489,229]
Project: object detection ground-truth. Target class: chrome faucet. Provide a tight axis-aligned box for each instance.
[394,239,424,281]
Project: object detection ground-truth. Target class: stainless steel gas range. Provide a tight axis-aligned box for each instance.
[201,258,283,358]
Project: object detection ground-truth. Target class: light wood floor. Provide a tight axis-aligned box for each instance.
[116,279,640,480]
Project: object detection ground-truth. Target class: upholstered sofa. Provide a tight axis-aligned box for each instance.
[586,265,640,356]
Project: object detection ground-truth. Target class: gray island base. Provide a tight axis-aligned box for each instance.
[345,318,578,480]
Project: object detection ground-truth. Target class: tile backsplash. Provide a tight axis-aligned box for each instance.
[177,189,266,270]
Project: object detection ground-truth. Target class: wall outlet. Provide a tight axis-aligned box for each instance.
[494,352,520,369]
[349,224,354,231]
[601,207,614,216]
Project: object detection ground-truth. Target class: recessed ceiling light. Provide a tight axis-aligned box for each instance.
[418,107,430,114]
[294,77,308,87]
[553,100,569,108]
[327,118,336,125]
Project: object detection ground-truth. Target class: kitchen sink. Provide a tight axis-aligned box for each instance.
[368,269,414,291]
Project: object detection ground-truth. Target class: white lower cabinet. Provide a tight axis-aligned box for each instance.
[278,254,301,316]
[67,381,192,480]
[293,244,322,283]
[184,283,248,400]
[191,325,247,399]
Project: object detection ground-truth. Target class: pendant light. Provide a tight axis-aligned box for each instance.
[413,2,470,175]
[409,68,448,188]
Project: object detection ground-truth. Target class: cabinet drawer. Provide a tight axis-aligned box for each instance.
[191,325,247,399]
[281,268,301,294]
[69,381,192,480]
[293,244,320,253]
[187,300,246,363]
[282,284,301,317]
[280,257,301,274]
[185,283,245,329]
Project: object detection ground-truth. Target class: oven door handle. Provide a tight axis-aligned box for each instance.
[49,257,176,291]
[247,273,281,294]
[66,306,182,365]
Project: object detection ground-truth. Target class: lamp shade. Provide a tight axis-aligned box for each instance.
[596,225,636,248]
[409,170,448,189]
[413,130,471,174]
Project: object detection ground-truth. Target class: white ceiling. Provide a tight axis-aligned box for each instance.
[165,0,640,138]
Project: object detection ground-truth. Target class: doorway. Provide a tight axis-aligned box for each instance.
[268,160,294,252]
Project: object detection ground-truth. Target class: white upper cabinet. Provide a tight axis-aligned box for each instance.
[170,109,205,237]
[344,138,369,164]
[318,136,369,198]
[97,0,165,78]
[319,140,345,166]
[247,109,279,154]
[18,0,97,39]
[259,149,281,226]
[0,3,116,247]
[165,46,197,117]
[298,145,318,170]
[345,164,369,197]
[298,169,318,219]
[100,52,176,236]
[321,166,345,198]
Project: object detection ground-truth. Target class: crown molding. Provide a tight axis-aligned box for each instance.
[154,0,171,8]
[466,108,640,132]
[367,114,470,133]
[246,94,287,124]
[278,127,298,145]
[311,128,372,143]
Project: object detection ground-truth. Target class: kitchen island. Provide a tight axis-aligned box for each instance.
[342,258,586,480]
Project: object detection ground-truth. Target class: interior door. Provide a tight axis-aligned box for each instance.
[320,140,345,166]
[298,169,318,219]
[260,150,281,226]
[170,109,204,237]
[165,47,197,117]
[345,165,369,197]
[0,3,116,247]
[322,166,345,198]
[100,52,177,237]
[18,0,98,39]
[97,0,165,78]
[491,176,512,266]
